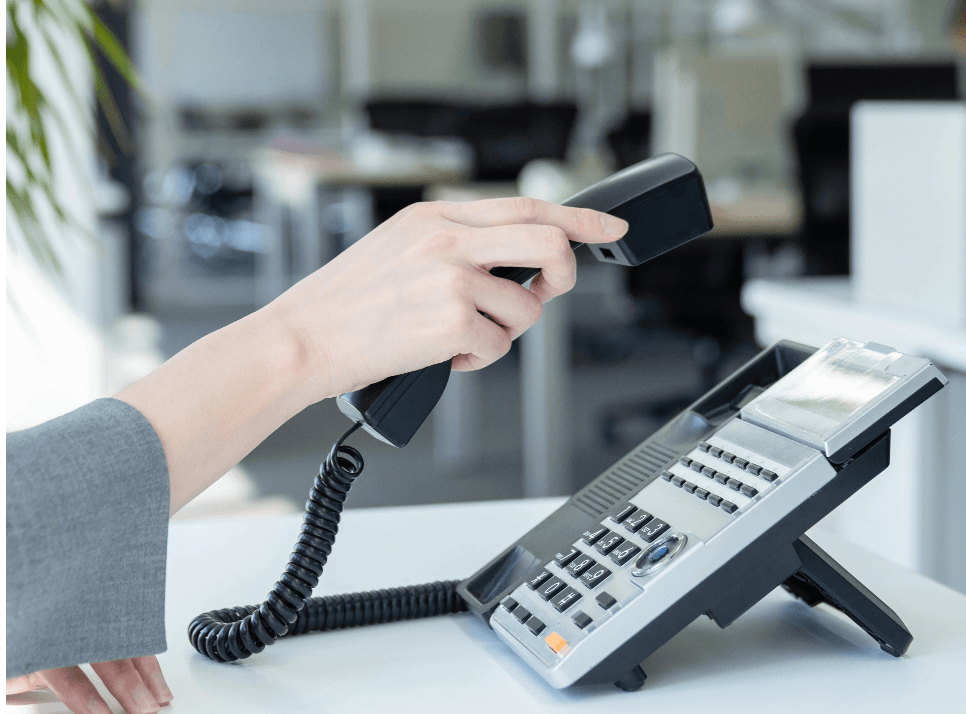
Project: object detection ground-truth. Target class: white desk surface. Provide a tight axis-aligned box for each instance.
[156,498,966,712]
[23,498,963,713]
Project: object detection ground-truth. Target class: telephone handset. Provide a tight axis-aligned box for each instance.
[188,159,947,692]
[335,153,714,448]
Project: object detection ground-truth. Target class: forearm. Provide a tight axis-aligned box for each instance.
[116,304,321,516]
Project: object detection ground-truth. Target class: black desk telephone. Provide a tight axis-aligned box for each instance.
[189,155,948,691]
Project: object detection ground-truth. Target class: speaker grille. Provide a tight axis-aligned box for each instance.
[572,441,678,518]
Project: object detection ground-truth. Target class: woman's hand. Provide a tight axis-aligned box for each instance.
[118,196,627,513]
[6,655,172,713]
[269,197,629,398]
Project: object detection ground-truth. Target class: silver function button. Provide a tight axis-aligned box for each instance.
[631,533,688,577]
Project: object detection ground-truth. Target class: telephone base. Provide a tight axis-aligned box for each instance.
[780,536,913,657]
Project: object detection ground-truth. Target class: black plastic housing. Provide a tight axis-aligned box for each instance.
[337,153,714,447]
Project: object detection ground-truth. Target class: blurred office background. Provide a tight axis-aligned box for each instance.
[6,0,966,591]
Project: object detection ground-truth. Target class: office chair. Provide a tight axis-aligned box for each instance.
[458,101,579,181]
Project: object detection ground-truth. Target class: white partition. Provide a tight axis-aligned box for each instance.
[851,101,966,327]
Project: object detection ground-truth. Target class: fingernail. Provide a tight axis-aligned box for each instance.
[600,213,629,237]
[132,683,159,711]
[88,696,110,714]
[151,672,173,703]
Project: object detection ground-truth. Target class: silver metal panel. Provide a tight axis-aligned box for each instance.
[741,337,947,458]
[491,422,835,688]
[630,479,732,541]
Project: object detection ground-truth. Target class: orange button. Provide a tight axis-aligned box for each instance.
[545,632,567,654]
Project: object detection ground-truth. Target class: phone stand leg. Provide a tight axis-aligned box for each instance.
[613,664,647,692]
[782,536,913,657]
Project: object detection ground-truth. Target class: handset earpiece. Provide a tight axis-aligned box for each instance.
[336,153,713,447]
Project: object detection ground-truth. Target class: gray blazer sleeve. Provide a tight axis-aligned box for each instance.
[6,398,170,678]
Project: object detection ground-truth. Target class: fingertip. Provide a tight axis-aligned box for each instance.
[599,212,629,238]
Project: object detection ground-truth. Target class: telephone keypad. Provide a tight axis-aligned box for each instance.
[581,526,608,545]
[580,563,612,588]
[594,532,624,555]
[623,509,652,532]
[615,504,637,523]
[526,570,553,590]
[551,587,582,613]
[609,541,641,566]
[566,554,595,577]
[554,548,580,567]
[639,518,670,543]
[537,577,567,600]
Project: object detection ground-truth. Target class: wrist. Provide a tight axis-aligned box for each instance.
[259,294,339,408]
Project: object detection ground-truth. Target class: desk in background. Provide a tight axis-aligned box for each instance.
[252,136,470,305]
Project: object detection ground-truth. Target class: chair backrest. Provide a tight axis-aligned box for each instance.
[459,101,579,181]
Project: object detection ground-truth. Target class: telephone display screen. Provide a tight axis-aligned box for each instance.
[740,338,900,450]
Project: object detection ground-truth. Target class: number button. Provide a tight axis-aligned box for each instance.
[594,532,624,555]
[566,554,596,578]
[580,564,612,588]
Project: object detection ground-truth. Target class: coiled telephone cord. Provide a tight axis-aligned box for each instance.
[188,423,467,663]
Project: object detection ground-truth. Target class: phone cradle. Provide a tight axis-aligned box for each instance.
[611,533,913,692]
